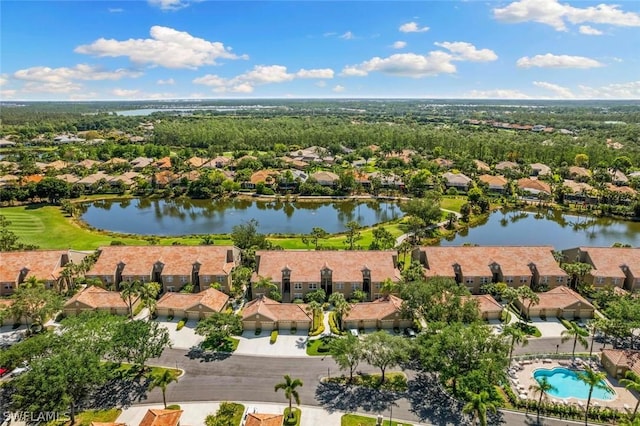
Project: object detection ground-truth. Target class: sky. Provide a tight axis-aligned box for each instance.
[1,0,639,101]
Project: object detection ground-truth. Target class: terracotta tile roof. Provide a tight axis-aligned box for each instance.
[254,250,401,283]
[157,287,229,312]
[479,174,507,188]
[78,159,101,168]
[242,296,311,322]
[201,156,231,168]
[153,170,179,186]
[473,294,503,314]
[245,413,284,426]
[344,295,404,321]
[44,160,70,170]
[22,174,43,184]
[0,250,67,283]
[530,163,551,175]
[602,349,640,376]
[474,160,491,171]
[153,157,172,169]
[250,170,280,184]
[562,179,593,193]
[569,166,592,178]
[138,409,183,426]
[88,246,238,277]
[77,172,110,185]
[64,286,127,309]
[532,286,594,310]
[185,156,208,168]
[56,174,80,184]
[575,247,639,279]
[495,161,519,170]
[606,183,637,195]
[419,246,566,279]
[517,178,551,194]
[90,423,126,426]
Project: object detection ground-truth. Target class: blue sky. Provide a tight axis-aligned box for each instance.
[1,0,639,100]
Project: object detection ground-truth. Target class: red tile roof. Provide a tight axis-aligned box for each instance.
[245,413,284,426]
[254,250,401,283]
[242,296,311,322]
[344,295,404,321]
[602,349,640,376]
[517,178,551,194]
[473,294,503,314]
[576,247,640,279]
[157,287,229,312]
[532,286,594,310]
[64,286,127,309]
[479,174,508,187]
[138,409,183,426]
[0,250,67,284]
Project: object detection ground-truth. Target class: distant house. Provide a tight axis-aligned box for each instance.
[185,156,208,169]
[606,183,637,198]
[53,135,86,144]
[517,178,551,196]
[562,180,595,203]
[153,157,172,170]
[0,139,17,148]
[201,156,231,169]
[63,286,130,316]
[474,160,491,172]
[495,161,519,172]
[77,159,102,169]
[281,156,309,170]
[473,294,503,320]
[515,286,594,319]
[343,295,412,330]
[478,174,508,193]
[44,160,70,171]
[433,158,454,169]
[310,171,339,187]
[153,170,179,188]
[55,174,80,184]
[562,246,640,291]
[0,174,19,187]
[367,172,404,189]
[610,169,629,186]
[530,163,551,177]
[156,287,229,320]
[568,166,592,180]
[601,349,640,380]
[244,170,279,189]
[442,172,472,191]
[241,295,311,332]
[130,157,154,171]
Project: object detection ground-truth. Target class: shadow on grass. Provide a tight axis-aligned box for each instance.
[88,367,152,409]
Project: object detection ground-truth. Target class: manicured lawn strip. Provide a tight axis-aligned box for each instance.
[306,336,335,356]
[283,407,301,426]
[327,372,408,392]
[68,409,122,426]
[201,336,240,352]
[342,414,412,426]
[113,363,181,379]
[440,196,467,213]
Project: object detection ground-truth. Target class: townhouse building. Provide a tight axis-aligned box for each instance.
[562,247,640,291]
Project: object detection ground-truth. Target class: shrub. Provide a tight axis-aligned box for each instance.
[176,318,187,330]
[167,315,174,321]
[255,328,262,336]
[110,240,125,246]
[166,404,181,410]
[270,330,278,344]
[290,327,297,334]
[283,407,301,426]
[328,311,345,335]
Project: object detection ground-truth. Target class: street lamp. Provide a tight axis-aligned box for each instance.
[556,344,559,354]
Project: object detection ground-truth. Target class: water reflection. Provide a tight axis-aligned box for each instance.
[80,197,404,236]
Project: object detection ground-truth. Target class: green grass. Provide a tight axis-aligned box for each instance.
[283,407,301,426]
[205,402,244,426]
[327,372,408,392]
[112,362,181,379]
[341,414,412,426]
[306,335,335,356]
[201,336,240,352]
[45,409,123,426]
[440,195,467,213]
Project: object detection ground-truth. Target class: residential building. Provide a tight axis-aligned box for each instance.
[568,166,592,180]
[77,172,110,187]
[244,170,279,189]
[252,250,400,302]
[610,169,629,186]
[184,156,208,169]
[310,171,339,187]
[473,294,503,320]
[242,295,311,331]
[156,287,229,320]
[343,295,412,330]
[77,159,102,169]
[442,172,472,191]
[129,157,154,171]
[478,174,508,193]
[153,157,172,170]
[530,163,551,176]
[412,246,567,294]
[562,247,640,291]
[0,250,89,296]
[139,409,182,426]
[244,413,284,426]
[86,246,240,293]
[63,286,130,316]
[517,178,551,196]
[515,286,594,319]
[495,161,519,171]
[601,349,640,380]
[562,180,596,203]
[201,156,231,169]
[474,160,491,172]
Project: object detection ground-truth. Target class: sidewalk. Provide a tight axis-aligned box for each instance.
[117,401,425,426]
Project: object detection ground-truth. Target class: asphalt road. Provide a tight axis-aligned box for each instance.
[142,336,595,426]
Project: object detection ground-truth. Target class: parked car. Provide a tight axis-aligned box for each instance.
[404,328,417,338]
[0,367,8,377]
[9,362,29,377]
[349,329,359,337]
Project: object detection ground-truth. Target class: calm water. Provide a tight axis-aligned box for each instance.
[79,198,403,235]
[442,209,640,250]
[534,368,614,400]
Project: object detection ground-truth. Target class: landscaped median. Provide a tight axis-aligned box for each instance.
[283,407,301,426]
[342,414,412,426]
[326,372,408,392]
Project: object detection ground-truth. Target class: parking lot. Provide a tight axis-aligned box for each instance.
[154,317,203,350]
[235,330,310,357]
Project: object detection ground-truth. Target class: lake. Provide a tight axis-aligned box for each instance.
[79,198,403,235]
[442,208,640,249]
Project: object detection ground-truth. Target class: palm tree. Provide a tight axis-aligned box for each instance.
[305,300,322,331]
[120,280,160,319]
[380,278,398,298]
[274,375,303,419]
[462,390,496,426]
[502,324,529,364]
[255,275,278,297]
[148,369,179,408]
[529,376,557,420]
[576,366,610,426]
[329,292,351,331]
[620,371,640,418]
[561,322,589,360]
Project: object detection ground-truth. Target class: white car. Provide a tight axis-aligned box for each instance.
[9,363,29,377]
[349,329,359,337]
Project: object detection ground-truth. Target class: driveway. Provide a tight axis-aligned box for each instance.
[155,317,203,350]
[529,317,568,338]
[235,329,309,357]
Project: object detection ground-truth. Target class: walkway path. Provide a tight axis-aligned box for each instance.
[394,209,462,247]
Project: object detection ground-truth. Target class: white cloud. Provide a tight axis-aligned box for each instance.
[157,78,175,85]
[75,26,247,69]
[579,25,603,35]
[533,81,575,98]
[578,81,640,99]
[516,54,603,69]
[193,65,334,93]
[315,81,327,88]
[392,41,407,49]
[148,0,196,11]
[0,75,8,86]
[434,41,498,62]
[466,89,531,99]
[112,89,140,97]
[22,82,83,94]
[13,64,142,83]
[339,31,355,40]
[493,0,640,31]
[341,52,456,78]
[1,89,17,98]
[399,22,430,33]
[295,68,334,79]
[333,85,345,93]
[108,8,123,13]
[323,32,337,37]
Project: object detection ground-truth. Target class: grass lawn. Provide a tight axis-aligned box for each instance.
[342,414,412,426]
[205,402,245,426]
[201,336,240,352]
[440,195,467,213]
[306,336,335,356]
[0,205,233,250]
[52,409,122,426]
[112,362,181,379]
[327,372,407,392]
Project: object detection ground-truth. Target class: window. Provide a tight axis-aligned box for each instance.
[612,278,620,286]
[506,276,514,284]
[480,277,489,284]
[166,276,174,283]
[375,282,382,289]
[374,293,381,299]
[294,283,303,290]
[541,276,549,284]
[167,286,175,292]
[520,276,529,284]
[293,293,303,300]
[216,276,225,283]
[309,283,318,290]
[352,283,361,290]
[4,285,12,290]
[596,277,604,284]
[557,276,564,283]
[203,276,211,283]
[336,282,344,290]
[465,278,474,285]
[180,276,188,283]
[104,275,111,282]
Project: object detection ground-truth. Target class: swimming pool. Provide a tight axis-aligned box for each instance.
[533,367,614,400]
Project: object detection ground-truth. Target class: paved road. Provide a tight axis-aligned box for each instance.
[145,339,595,426]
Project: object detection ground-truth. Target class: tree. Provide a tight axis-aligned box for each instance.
[397,239,413,266]
[576,366,610,425]
[205,402,241,426]
[231,219,268,250]
[621,371,640,419]
[574,153,589,167]
[304,288,326,304]
[301,227,328,249]
[380,278,398,298]
[369,227,396,250]
[149,369,179,408]
[254,275,281,301]
[10,277,63,330]
[120,280,160,319]
[274,375,303,418]
[463,390,496,426]
[562,262,593,289]
[401,194,442,229]
[529,377,557,420]
[330,334,362,383]
[561,322,589,360]
[361,331,408,383]
[60,311,125,358]
[306,300,323,330]
[329,292,351,331]
[399,277,479,324]
[344,220,362,250]
[35,177,70,204]
[195,312,243,349]
[516,286,539,320]
[110,320,171,371]
[502,324,528,364]
[231,266,252,298]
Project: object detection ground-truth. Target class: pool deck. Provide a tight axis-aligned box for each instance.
[509,357,639,412]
